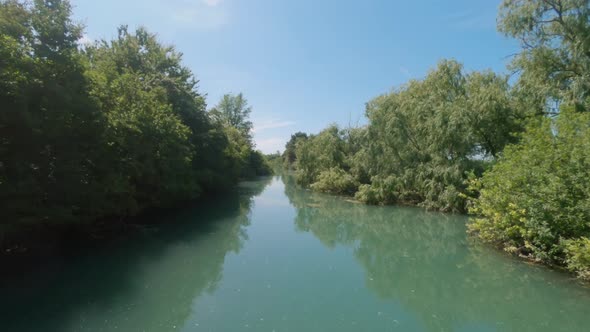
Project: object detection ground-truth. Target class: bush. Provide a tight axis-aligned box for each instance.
[354,184,380,205]
[248,150,273,176]
[294,125,348,186]
[310,168,359,196]
[564,238,590,280]
[469,111,590,272]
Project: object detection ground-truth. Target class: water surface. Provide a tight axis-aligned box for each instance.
[1,176,589,331]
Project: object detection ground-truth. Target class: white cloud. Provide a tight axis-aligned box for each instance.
[170,0,229,30]
[255,137,286,154]
[252,119,295,133]
[445,10,495,30]
[202,0,222,6]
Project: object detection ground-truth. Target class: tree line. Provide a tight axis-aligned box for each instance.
[0,0,271,241]
[283,0,590,280]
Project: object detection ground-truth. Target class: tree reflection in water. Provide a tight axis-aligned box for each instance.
[0,177,272,332]
[282,175,590,332]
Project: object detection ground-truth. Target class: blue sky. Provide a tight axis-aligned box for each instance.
[72,0,519,153]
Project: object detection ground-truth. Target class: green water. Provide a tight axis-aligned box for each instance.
[2,176,590,332]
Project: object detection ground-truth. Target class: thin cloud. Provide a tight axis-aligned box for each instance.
[399,66,412,79]
[170,0,229,30]
[253,120,295,133]
[202,0,222,6]
[445,10,495,30]
[255,137,285,154]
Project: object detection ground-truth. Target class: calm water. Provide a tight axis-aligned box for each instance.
[2,175,590,332]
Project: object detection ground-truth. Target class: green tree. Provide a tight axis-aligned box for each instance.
[210,93,272,179]
[83,26,216,214]
[295,125,348,187]
[498,0,590,113]
[283,132,308,167]
[0,0,107,230]
[290,60,521,211]
[84,26,231,194]
[357,60,520,211]
[466,0,590,280]
[469,110,590,278]
[0,1,266,242]
[210,93,253,138]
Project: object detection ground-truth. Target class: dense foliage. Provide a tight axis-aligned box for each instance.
[3,0,590,280]
[289,61,521,212]
[467,0,590,279]
[469,110,590,278]
[282,132,308,167]
[282,0,590,278]
[209,93,272,179]
[0,0,270,239]
[499,0,590,113]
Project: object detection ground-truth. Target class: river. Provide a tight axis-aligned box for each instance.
[1,175,589,332]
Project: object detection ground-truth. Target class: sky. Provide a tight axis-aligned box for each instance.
[72,0,519,153]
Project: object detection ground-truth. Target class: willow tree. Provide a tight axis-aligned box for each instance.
[468,0,590,279]
[356,60,520,212]
[291,60,520,211]
[294,125,349,188]
[499,0,590,113]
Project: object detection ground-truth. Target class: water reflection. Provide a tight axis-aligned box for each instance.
[0,177,272,332]
[2,176,589,332]
[282,175,590,332]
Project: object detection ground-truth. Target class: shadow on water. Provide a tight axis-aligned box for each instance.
[0,177,272,332]
[3,175,590,332]
[281,175,590,332]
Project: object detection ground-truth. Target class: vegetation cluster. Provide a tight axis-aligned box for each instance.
[0,0,270,241]
[282,0,590,279]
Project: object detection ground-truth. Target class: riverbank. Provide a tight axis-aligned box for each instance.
[289,174,590,283]
[0,178,273,260]
[4,175,589,332]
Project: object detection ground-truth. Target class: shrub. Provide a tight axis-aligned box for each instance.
[354,184,380,205]
[469,111,590,269]
[564,238,590,280]
[310,168,359,196]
